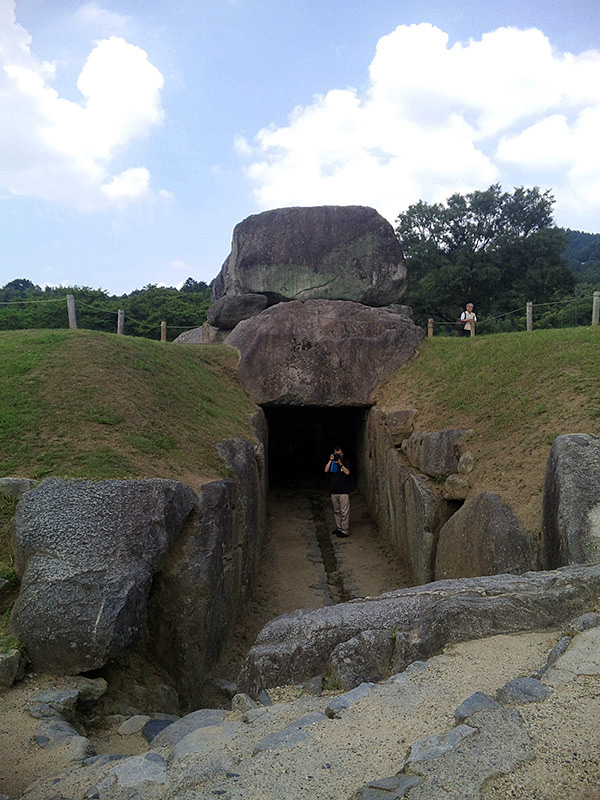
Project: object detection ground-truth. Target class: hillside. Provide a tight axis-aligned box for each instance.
[0,329,257,486]
[377,325,600,537]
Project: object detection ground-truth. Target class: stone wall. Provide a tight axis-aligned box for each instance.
[146,412,268,709]
[357,408,457,585]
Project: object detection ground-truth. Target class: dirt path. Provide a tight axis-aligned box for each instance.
[212,484,411,684]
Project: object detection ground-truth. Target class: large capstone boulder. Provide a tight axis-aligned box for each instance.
[237,565,600,695]
[542,434,600,569]
[434,492,536,580]
[226,299,423,406]
[211,206,408,325]
[11,478,197,674]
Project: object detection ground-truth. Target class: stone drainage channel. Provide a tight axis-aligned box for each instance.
[308,491,352,604]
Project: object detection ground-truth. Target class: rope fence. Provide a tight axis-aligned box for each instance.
[2,291,599,340]
[0,293,208,341]
[427,291,600,337]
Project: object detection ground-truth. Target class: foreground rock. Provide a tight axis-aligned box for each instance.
[434,492,537,580]
[237,565,600,695]
[358,408,457,585]
[542,433,600,568]
[227,299,423,406]
[212,206,408,323]
[11,478,197,674]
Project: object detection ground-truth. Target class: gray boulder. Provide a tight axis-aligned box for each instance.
[383,408,419,446]
[173,323,229,344]
[207,293,270,329]
[237,565,600,695]
[358,409,455,585]
[328,630,395,690]
[434,492,536,580]
[542,433,600,568]
[401,429,470,478]
[212,205,408,309]
[227,299,423,406]
[11,478,197,673]
[0,649,24,688]
[0,477,37,498]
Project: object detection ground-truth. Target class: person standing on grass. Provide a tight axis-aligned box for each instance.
[460,302,477,336]
[325,446,351,538]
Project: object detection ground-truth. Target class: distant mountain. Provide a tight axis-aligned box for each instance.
[563,229,600,285]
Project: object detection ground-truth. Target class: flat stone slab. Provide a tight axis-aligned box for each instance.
[496,678,551,705]
[252,711,328,755]
[543,627,600,685]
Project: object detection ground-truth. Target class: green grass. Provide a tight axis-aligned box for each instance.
[0,496,20,652]
[0,329,258,483]
[380,326,600,428]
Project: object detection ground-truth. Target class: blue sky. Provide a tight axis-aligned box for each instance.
[2,0,600,295]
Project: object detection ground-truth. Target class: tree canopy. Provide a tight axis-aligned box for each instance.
[395,184,575,327]
[0,279,212,341]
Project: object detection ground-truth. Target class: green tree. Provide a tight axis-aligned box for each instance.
[395,185,575,328]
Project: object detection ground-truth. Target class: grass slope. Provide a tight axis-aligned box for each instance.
[0,329,257,485]
[378,326,600,536]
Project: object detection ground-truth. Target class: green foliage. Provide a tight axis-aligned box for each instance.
[563,229,600,285]
[0,278,212,341]
[396,185,575,328]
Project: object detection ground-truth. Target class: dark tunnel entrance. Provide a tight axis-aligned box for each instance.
[262,405,370,487]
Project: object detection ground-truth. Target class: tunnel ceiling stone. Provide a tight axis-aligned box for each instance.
[226,299,424,406]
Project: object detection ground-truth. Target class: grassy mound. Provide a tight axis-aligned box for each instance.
[377,326,600,535]
[0,328,259,649]
[0,329,257,486]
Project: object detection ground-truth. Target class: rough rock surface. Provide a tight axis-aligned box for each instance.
[0,477,38,499]
[0,649,25,688]
[358,408,455,585]
[227,299,423,406]
[212,206,408,314]
[11,478,198,673]
[146,422,267,710]
[207,293,270,329]
[401,429,471,478]
[542,433,600,568]
[434,492,536,581]
[237,565,600,695]
[173,323,228,344]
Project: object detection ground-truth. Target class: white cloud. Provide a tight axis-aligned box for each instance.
[75,2,130,33]
[239,23,600,230]
[0,2,165,209]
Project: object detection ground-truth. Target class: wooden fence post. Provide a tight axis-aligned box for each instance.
[66,294,77,329]
[161,321,167,342]
[428,318,434,338]
[593,291,600,327]
[470,320,476,336]
[526,301,533,332]
[117,309,124,335]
